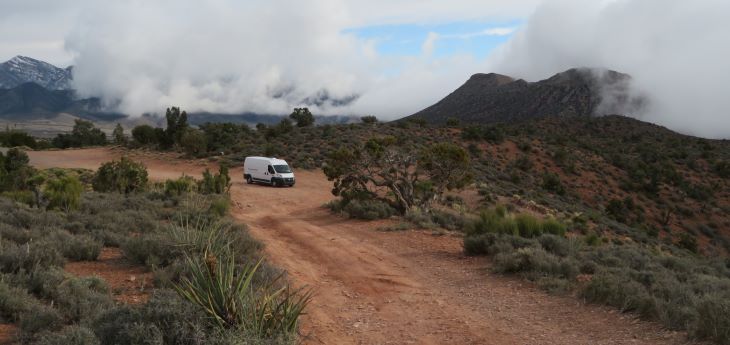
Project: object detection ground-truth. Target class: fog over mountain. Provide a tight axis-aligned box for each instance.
[486,0,730,139]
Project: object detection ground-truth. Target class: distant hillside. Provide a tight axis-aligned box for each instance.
[406,68,645,124]
[0,56,72,90]
[0,82,111,120]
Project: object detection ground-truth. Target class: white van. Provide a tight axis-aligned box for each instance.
[243,157,295,187]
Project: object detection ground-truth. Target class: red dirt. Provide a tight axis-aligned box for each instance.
[29,148,701,345]
[0,324,17,345]
[65,247,153,304]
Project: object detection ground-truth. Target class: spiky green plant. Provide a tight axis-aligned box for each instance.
[169,217,233,257]
[173,253,311,338]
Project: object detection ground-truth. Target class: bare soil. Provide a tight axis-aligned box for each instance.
[65,247,153,304]
[29,148,700,345]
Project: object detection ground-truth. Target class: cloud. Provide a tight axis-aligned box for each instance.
[59,0,530,118]
[487,0,730,138]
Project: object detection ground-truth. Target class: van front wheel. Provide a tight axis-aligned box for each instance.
[272,180,280,187]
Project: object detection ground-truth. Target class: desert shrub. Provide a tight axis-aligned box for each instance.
[493,247,579,280]
[538,234,571,256]
[678,232,698,253]
[52,276,112,322]
[0,280,37,322]
[122,233,179,268]
[1,190,34,205]
[164,175,196,196]
[515,214,542,238]
[342,199,389,220]
[466,209,518,236]
[581,270,657,318]
[44,175,83,211]
[430,210,466,231]
[52,120,107,149]
[713,160,730,179]
[514,155,533,171]
[18,304,64,338]
[132,125,158,146]
[208,197,230,217]
[34,325,101,345]
[541,172,565,195]
[693,295,730,344]
[0,240,65,273]
[180,128,207,156]
[60,233,103,261]
[198,165,231,194]
[0,130,38,149]
[463,233,499,255]
[92,157,149,194]
[341,199,397,220]
[91,306,164,345]
[0,148,36,192]
[361,115,378,124]
[541,218,567,236]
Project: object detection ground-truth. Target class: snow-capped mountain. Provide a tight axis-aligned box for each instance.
[0,56,72,90]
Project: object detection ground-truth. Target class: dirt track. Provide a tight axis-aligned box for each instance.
[29,148,697,345]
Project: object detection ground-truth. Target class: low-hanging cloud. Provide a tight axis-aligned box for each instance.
[487,0,730,139]
[64,0,533,118]
[60,0,730,138]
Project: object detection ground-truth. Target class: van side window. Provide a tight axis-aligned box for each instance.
[268,165,275,174]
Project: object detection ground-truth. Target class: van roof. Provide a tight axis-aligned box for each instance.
[245,156,289,164]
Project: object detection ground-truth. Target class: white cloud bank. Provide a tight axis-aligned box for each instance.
[60,0,536,118]
[487,0,730,138]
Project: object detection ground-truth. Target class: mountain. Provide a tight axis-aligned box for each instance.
[0,56,73,90]
[406,68,645,124]
[0,82,124,122]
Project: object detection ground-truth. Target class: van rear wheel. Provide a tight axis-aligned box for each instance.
[246,176,253,184]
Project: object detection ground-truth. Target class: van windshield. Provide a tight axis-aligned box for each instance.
[273,165,292,173]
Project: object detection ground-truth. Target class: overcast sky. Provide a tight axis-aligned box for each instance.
[1,0,728,138]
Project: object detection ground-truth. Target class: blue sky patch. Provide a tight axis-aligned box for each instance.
[346,20,522,59]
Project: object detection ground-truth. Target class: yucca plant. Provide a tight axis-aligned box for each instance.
[245,283,312,338]
[169,216,233,257]
[173,252,311,337]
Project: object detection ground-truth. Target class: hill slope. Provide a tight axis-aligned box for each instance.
[406,68,645,124]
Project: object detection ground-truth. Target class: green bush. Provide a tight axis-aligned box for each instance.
[581,270,657,318]
[340,199,396,220]
[34,326,101,345]
[198,165,231,194]
[19,305,63,337]
[208,197,230,217]
[52,120,107,149]
[53,277,112,322]
[515,214,542,238]
[694,296,730,344]
[45,175,83,211]
[0,240,65,273]
[541,172,566,195]
[92,157,149,194]
[61,233,103,261]
[164,175,196,196]
[541,218,567,236]
[122,234,179,268]
[0,280,37,322]
[132,125,158,146]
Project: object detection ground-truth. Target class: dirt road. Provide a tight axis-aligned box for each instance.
[29,148,696,345]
